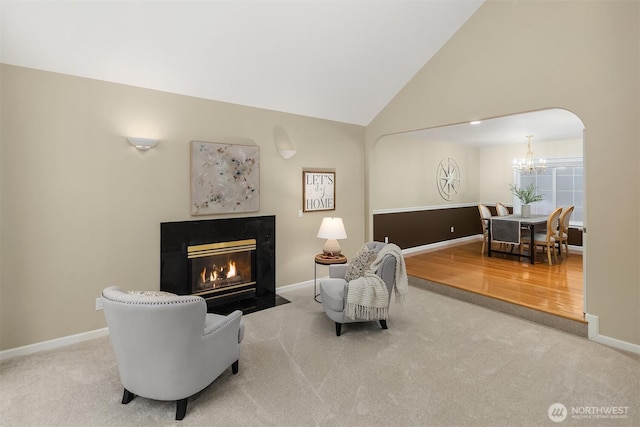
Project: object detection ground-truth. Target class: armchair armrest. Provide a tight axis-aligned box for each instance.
[329,264,349,279]
[204,310,244,343]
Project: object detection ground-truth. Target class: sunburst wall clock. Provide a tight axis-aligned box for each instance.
[436,157,460,201]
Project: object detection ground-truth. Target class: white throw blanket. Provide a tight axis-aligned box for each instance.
[345,243,409,320]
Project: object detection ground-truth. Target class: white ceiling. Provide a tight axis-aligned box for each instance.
[396,108,585,147]
[0,0,485,126]
[1,1,585,142]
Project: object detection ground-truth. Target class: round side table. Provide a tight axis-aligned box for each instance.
[314,254,347,303]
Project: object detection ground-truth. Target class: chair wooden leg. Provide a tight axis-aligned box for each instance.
[335,322,342,336]
[122,388,136,404]
[232,360,239,374]
[380,319,388,329]
[547,243,553,265]
[176,398,188,421]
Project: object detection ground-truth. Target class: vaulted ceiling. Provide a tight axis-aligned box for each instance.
[1,0,484,126]
[2,1,584,143]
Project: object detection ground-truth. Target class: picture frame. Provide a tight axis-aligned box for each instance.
[191,141,260,215]
[303,169,335,212]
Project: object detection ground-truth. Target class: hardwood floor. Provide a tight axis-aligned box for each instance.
[404,240,585,322]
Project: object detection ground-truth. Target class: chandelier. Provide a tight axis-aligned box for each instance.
[513,135,546,174]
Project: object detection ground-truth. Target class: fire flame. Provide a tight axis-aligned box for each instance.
[200,261,237,284]
[227,261,237,277]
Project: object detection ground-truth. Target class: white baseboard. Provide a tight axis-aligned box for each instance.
[0,327,109,361]
[586,313,640,354]
[401,235,481,255]
[568,244,583,255]
[276,280,313,293]
[402,236,584,256]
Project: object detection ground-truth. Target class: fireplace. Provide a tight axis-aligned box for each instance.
[189,239,256,300]
[161,216,276,313]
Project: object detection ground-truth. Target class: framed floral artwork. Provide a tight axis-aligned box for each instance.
[191,141,260,215]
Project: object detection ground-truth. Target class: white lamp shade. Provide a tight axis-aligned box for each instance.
[317,217,347,239]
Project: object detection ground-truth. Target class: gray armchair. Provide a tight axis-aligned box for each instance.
[101,286,244,420]
[319,242,398,336]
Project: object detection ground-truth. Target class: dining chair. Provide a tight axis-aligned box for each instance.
[555,205,575,258]
[495,202,516,251]
[520,207,563,265]
[496,202,510,216]
[478,204,492,254]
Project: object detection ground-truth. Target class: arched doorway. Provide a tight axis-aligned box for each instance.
[370,108,587,332]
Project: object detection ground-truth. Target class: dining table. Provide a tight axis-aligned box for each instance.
[487,214,549,264]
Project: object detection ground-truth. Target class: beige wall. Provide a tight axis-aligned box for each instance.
[0,65,365,350]
[367,0,639,344]
[371,132,581,212]
[478,138,583,206]
[2,0,638,351]
[371,136,480,210]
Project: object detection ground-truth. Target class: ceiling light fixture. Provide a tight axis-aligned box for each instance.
[513,135,546,174]
[469,120,482,125]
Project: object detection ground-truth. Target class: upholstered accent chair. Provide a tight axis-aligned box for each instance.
[101,286,244,420]
[319,242,397,336]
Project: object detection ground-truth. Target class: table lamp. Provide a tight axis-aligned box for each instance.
[317,217,347,257]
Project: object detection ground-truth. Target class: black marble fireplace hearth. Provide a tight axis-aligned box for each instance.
[161,215,286,314]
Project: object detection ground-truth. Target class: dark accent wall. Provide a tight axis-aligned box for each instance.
[568,227,583,246]
[373,206,583,249]
[373,206,481,249]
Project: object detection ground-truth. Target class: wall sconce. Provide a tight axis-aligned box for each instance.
[128,137,158,151]
[273,125,296,159]
[278,149,297,160]
[317,217,347,256]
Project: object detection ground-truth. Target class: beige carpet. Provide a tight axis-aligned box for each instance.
[1,279,638,426]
